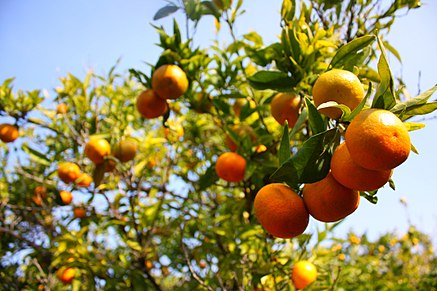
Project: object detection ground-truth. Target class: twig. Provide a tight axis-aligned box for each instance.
[181,239,214,291]
[0,226,45,252]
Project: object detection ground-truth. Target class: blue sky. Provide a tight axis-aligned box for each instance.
[1,0,436,242]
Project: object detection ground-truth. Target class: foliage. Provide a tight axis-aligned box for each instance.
[0,0,436,290]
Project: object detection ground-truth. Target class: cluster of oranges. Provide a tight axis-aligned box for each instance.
[136,64,188,119]
[251,69,411,289]
[254,68,412,239]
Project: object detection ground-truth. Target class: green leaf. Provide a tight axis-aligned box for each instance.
[390,85,437,119]
[281,0,296,22]
[270,129,340,187]
[404,122,425,131]
[248,71,295,91]
[372,36,396,110]
[198,165,219,191]
[153,5,179,21]
[305,97,325,134]
[360,191,378,204]
[329,35,376,69]
[289,106,308,138]
[342,82,372,122]
[383,41,402,63]
[278,122,291,165]
[400,102,437,120]
[22,144,51,166]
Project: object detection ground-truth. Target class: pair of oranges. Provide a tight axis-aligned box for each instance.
[136,64,188,119]
[254,69,412,240]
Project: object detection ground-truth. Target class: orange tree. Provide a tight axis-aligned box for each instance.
[1,0,436,290]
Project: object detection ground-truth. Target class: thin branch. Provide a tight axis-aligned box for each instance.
[0,226,45,252]
[181,239,214,291]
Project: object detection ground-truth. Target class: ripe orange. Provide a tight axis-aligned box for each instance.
[225,124,257,152]
[270,92,301,128]
[345,108,411,170]
[85,137,111,164]
[312,69,364,119]
[291,261,317,290]
[151,64,189,100]
[302,172,360,223]
[136,89,168,119]
[57,267,75,284]
[60,190,73,205]
[145,260,153,270]
[76,173,93,188]
[254,183,309,239]
[56,103,68,114]
[113,139,137,163]
[199,260,207,269]
[0,123,19,143]
[32,186,47,206]
[73,207,87,219]
[331,143,392,191]
[58,162,81,184]
[215,152,246,183]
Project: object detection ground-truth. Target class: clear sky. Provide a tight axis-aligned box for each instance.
[1,0,436,243]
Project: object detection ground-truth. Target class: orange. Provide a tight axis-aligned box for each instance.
[58,162,81,184]
[345,108,411,170]
[270,92,301,128]
[225,124,257,152]
[331,143,392,191]
[56,103,68,114]
[0,123,19,143]
[75,173,93,188]
[215,152,246,183]
[145,260,153,270]
[302,172,360,223]
[254,183,309,239]
[151,64,189,100]
[59,190,73,205]
[73,207,87,219]
[312,69,364,119]
[32,186,47,206]
[291,261,317,289]
[199,260,207,269]
[136,89,168,119]
[113,139,138,163]
[85,137,111,164]
[57,267,75,284]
